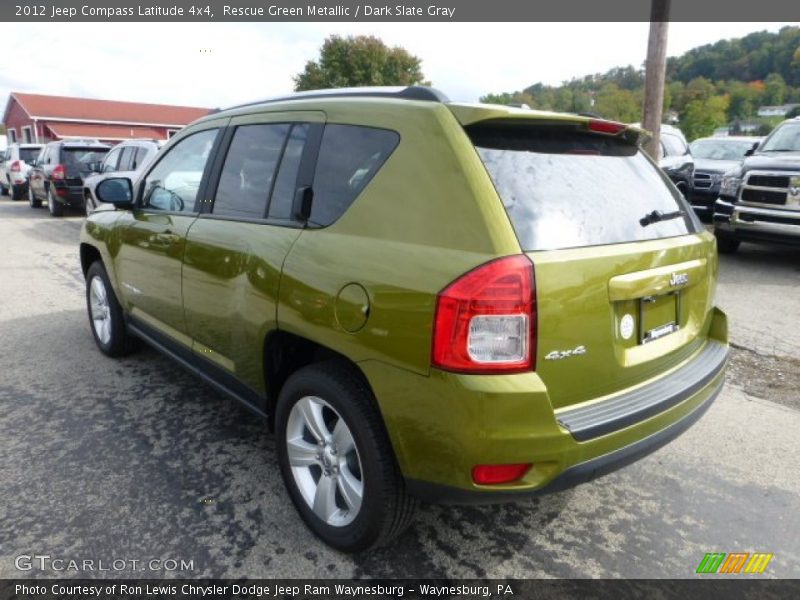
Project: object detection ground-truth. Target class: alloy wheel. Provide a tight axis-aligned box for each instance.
[285,395,364,527]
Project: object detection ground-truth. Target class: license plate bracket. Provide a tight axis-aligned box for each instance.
[639,292,680,344]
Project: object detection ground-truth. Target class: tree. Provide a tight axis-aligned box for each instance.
[680,95,730,140]
[294,35,429,91]
[786,105,800,118]
[594,83,640,122]
[764,73,788,105]
[479,91,536,107]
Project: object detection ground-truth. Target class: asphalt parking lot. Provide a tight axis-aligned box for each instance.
[1,198,798,579]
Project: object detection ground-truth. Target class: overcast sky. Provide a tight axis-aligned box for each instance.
[3,22,798,110]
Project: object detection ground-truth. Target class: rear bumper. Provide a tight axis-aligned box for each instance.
[52,183,85,205]
[407,374,723,504]
[714,198,800,245]
[363,309,729,503]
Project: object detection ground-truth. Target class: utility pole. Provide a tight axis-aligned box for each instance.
[642,0,670,159]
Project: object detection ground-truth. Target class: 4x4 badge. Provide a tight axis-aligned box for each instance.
[544,345,587,361]
[670,272,689,287]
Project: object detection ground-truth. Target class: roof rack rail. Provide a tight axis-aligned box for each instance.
[227,86,449,111]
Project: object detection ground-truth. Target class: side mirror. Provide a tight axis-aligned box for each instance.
[29,158,37,167]
[85,161,99,173]
[96,177,134,207]
[744,148,755,157]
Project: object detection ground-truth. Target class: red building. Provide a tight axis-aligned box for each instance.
[2,92,212,145]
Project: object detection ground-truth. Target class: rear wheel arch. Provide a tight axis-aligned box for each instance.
[262,332,382,433]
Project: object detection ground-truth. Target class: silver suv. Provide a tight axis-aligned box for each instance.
[83,138,163,214]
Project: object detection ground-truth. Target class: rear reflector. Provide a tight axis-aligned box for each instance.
[472,463,532,485]
[588,119,626,135]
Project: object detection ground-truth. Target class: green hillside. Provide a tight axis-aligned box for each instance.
[481,26,800,140]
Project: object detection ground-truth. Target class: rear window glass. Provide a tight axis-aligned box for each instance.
[19,148,39,163]
[468,123,699,251]
[310,124,399,227]
[62,148,109,170]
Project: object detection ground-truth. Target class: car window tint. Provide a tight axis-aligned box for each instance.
[132,147,150,170]
[213,124,288,219]
[662,133,686,156]
[469,123,698,251]
[310,124,399,227]
[102,148,121,173]
[119,146,137,171]
[268,123,308,220]
[142,129,218,213]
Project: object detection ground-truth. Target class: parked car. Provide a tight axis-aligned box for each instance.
[714,117,800,252]
[659,125,694,199]
[83,139,163,215]
[28,139,110,216]
[81,87,727,552]
[688,136,761,218]
[0,143,43,200]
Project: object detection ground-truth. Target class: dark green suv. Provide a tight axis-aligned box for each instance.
[80,87,728,551]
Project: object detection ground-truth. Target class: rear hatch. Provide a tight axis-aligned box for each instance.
[461,113,716,409]
[61,147,109,185]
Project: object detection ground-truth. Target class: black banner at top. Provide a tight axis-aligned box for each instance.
[2,0,800,22]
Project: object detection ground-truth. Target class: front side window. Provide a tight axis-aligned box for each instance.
[469,123,698,251]
[213,124,288,219]
[310,124,399,227]
[102,148,122,173]
[142,129,218,213]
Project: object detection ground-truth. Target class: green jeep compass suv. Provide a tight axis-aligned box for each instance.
[80,87,728,551]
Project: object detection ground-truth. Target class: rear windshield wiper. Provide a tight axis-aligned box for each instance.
[639,209,686,227]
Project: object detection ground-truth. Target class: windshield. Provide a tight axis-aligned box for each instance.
[760,122,800,152]
[468,123,699,251]
[690,139,755,160]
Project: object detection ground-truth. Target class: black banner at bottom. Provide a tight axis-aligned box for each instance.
[2,579,800,600]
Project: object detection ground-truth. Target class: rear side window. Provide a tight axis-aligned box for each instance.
[469,123,698,251]
[310,124,399,227]
[213,124,288,219]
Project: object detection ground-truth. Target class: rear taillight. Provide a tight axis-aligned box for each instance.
[588,119,626,135]
[51,164,65,180]
[432,255,536,374]
[10,160,21,172]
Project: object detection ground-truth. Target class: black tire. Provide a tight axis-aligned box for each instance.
[85,261,137,357]
[28,184,41,208]
[276,362,417,552]
[48,188,64,217]
[0,182,8,196]
[715,233,740,254]
[11,185,24,201]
